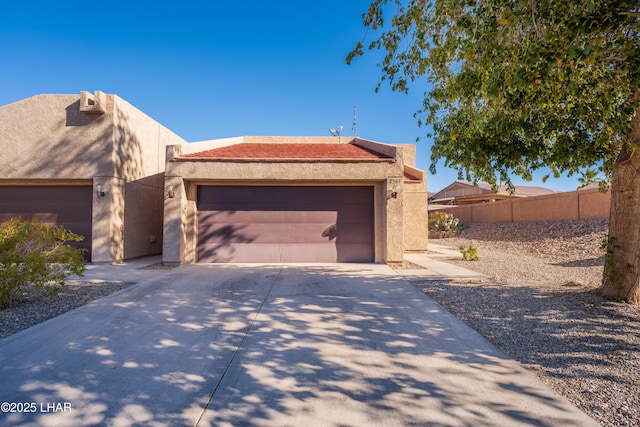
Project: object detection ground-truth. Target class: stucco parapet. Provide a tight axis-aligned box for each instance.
[395,144,416,166]
[404,165,427,192]
[353,138,399,160]
[111,94,186,139]
[0,94,79,112]
[404,165,426,180]
[243,136,348,145]
[166,145,183,163]
[166,159,401,181]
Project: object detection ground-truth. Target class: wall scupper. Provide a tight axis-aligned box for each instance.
[80,91,106,114]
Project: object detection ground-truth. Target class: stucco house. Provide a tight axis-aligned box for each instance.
[429,181,556,206]
[0,91,428,264]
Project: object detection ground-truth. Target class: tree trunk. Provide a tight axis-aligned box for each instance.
[600,110,640,304]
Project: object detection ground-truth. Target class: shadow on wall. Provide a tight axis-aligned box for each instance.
[194,186,375,263]
[197,219,257,262]
[11,98,163,261]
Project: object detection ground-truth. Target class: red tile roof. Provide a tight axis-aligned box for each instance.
[177,143,393,161]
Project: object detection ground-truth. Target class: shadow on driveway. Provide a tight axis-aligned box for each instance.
[0,264,597,426]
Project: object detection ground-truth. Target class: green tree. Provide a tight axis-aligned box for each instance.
[0,218,86,308]
[577,168,601,189]
[349,0,640,303]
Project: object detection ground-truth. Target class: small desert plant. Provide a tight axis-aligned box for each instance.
[459,244,480,261]
[0,218,86,308]
[428,211,463,238]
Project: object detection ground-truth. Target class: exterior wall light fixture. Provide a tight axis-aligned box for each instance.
[96,184,105,198]
[165,186,176,200]
[387,191,398,199]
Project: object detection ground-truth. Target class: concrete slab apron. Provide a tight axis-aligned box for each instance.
[0,265,596,427]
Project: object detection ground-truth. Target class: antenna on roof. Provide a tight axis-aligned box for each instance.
[329,126,343,144]
[352,105,357,136]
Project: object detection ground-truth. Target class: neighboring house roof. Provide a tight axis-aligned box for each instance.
[176,143,393,161]
[578,182,608,191]
[430,181,556,205]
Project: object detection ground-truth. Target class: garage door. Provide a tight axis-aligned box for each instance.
[197,186,374,263]
[0,186,93,260]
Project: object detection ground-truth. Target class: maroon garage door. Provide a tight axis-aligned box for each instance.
[0,186,93,260]
[197,186,374,263]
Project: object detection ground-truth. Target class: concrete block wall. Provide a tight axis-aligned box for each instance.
[433,187,610,223]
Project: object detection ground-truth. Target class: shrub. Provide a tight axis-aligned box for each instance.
[459,244,480,261]
[0,218,86,308]
[428,211,463,238]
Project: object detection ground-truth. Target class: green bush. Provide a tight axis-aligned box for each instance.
[0,218,86,308]
[428,211,463,238]
[459,245,480,261]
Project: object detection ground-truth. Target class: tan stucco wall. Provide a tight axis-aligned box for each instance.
[124,174,164,259]
[403,166,428,251]
[396,144,416,166]
[0,94,113,179]
[0,92,187,262]
[110,95,186,261]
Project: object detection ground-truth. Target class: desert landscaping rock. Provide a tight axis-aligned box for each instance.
[0,281,134,339]
[421,219,639,427]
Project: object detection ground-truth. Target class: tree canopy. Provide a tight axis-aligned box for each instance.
[348,0,640,190]
[350,0,640,303]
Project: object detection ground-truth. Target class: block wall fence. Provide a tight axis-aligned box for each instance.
[431,187,610,223]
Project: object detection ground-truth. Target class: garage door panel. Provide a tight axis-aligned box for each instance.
[197,223,258,244]
[280,243,373,263]
[0,212,59,223]
[199,186,372,206]
[333,244,375,262]
[197,186,374,263]
[331,205,374,223]
[198,242,374,263]
[0,186,92,260]
[199,210,339,224]
[0,207,90,223]
[278,244,337,263]
[199,222,371,244]
[198,202,368,214]
[0,187,90,204]
[331,224,374,243]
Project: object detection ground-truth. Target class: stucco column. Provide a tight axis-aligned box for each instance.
[91,177,125,263]
[162,176,186,264]
[385,176,404,263]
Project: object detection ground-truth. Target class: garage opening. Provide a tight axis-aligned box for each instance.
[0,186,93,260]
[197,186,374,263]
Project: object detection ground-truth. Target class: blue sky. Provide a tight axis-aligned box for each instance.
[0,1,583,192]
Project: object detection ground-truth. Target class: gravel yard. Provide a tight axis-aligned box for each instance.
[418,219,640,427]
[0,281,134,339]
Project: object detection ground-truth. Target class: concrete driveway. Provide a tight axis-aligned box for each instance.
[0,263,597,426]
